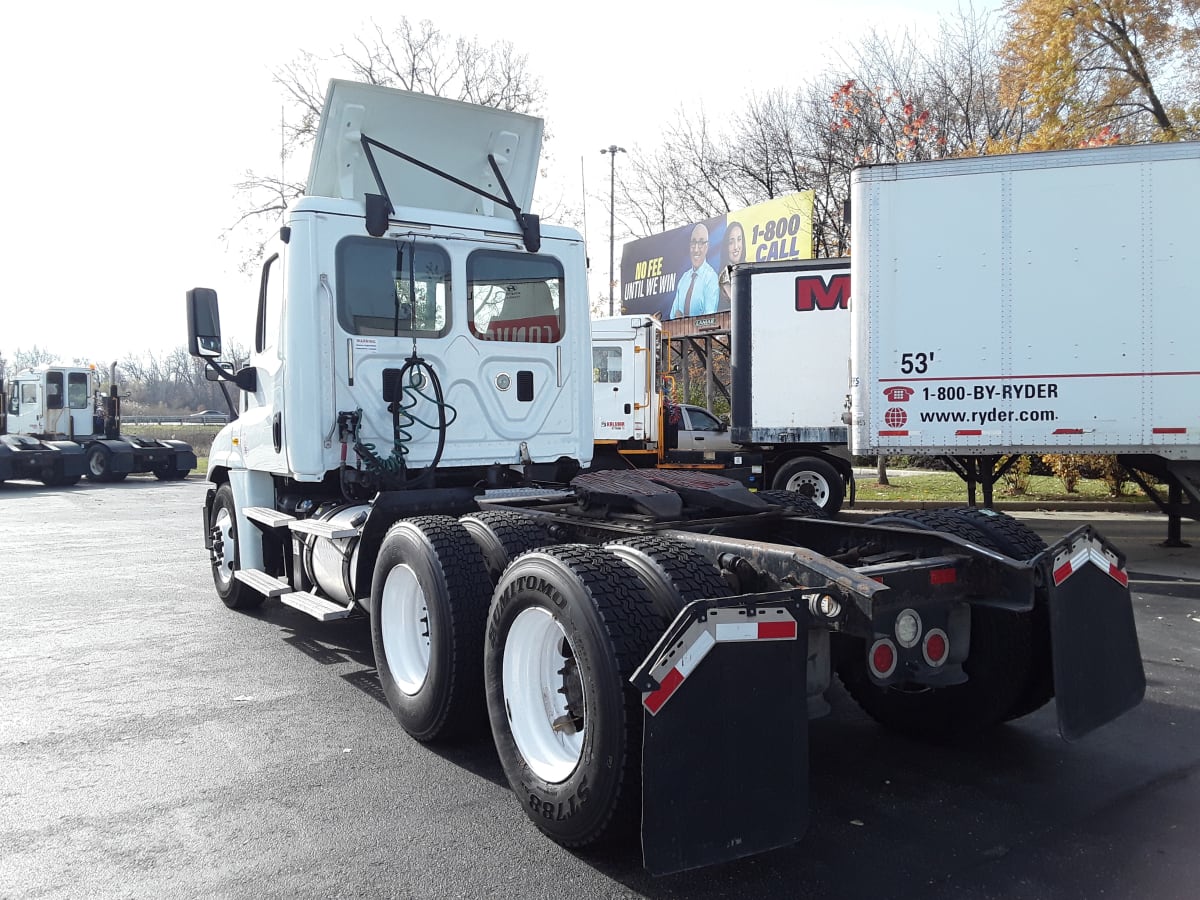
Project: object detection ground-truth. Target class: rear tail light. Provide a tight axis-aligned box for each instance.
[868,638,897,679]
[923,628,949,667]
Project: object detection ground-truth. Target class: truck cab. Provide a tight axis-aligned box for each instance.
[187,81,592,575]
[5,366,94,439]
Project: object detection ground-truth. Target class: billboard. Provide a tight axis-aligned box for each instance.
[618,192,814,320]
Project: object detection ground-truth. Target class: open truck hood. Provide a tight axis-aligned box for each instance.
[306,79,544,217]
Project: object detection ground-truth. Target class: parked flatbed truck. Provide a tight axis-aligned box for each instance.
[185,80,1145,874]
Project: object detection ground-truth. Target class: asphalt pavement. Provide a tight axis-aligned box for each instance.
[1,477,1198,899]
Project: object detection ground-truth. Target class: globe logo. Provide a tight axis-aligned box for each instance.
[884,407,908,428]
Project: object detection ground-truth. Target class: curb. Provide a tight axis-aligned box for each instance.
[844,500,1158,513]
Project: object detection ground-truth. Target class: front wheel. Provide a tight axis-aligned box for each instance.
[771,456,844,515]
[86,445,115,482]
[486,545,662,848]
[209,483,260,610]
[370,516,492,742]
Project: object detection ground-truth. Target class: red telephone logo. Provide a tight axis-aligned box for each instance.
[883,386,914,402]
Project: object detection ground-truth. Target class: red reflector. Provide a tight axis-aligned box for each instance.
[955,429,982,436]
[644,667,684,715]
[872,642,894,674]
[1109,564,1128,587]
[878,430,909,436]
[925,632,947,663]
[1052,561,1073,585]
[929,568,956,585]
[758,620,797,640]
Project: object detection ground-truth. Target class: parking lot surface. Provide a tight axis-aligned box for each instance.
[2,478,1198,899]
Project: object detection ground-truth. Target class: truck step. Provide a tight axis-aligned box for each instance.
[288,519,359,540]
[480,487,573,502]
[280,591,354,622]
[233,568,291,597]
[244,506,296,529]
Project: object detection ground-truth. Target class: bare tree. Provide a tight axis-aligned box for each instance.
[230,18,547,271]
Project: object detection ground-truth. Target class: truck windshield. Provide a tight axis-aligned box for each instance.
[468,250,564,344]
[336,238,450,336]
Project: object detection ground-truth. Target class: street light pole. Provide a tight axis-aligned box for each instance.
[600,144,625,316]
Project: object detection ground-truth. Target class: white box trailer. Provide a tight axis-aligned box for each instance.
[850,141,1200,538]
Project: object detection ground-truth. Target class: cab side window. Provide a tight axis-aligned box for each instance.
[46,372,63,410]
[68,373,89,409]
[593,347,622,383]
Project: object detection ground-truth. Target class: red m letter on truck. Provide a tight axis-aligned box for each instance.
[795,273,850,311]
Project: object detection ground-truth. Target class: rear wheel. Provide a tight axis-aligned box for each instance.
[154,464,189,481]
[945,508,1053,721]
[210,483,260,610]
[460,509,551,585]
[604,535,727,622]
[755,489,829,519]
[370,516,492,742]
[486,545,662,847]
[837,508,1034,737]
[86,445,116,483]
[39,465,80,487]
[770,457,844,515]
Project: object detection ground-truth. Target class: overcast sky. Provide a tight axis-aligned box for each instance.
[0,0,991,364]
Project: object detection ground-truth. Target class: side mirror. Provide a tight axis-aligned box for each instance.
[186,288,222,358]
[204,361,234,383]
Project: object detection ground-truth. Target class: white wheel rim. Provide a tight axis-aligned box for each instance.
[380,564,430,695]
[213,506,235,588]
[88,450,106,477]
[784,470,830,504]
[503,607,584,784]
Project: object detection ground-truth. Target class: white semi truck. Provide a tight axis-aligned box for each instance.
[850,141,1200,543]
[591,258,853,513]
[185,80,1145,874]
[1,364,195,485]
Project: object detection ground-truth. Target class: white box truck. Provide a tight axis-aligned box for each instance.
[591,259,854,513]
[850,141,1200,540]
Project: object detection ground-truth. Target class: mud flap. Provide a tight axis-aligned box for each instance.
[1044,527,1146,741]
[633,603,808,876]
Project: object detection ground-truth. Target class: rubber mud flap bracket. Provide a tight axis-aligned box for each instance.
[634,603,808,875]
[1044,526,1146,741]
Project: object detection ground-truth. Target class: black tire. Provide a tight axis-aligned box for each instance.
[86,445,116,483]
[209,483,261,610]
[945,508,1053,721]
[39,464,80,487]
[770,456,844,515]
[604,535,728,622]
[460,509,551,585]
[755,489,829,519]
[154,464,189,481]
[836,508,1035,737]
[485,544,663,848]
[370,516,492,742]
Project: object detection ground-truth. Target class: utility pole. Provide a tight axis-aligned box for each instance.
[600,145,625,316]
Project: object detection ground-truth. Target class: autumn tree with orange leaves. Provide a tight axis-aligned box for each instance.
[999,0,1200,149]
